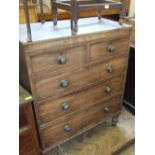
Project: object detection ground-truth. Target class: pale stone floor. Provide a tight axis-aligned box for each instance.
[120,144,135,155]
[50,107,135,155]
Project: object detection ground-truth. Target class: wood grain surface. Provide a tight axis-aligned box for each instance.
[38,75,125,125]
[19,17,131,153]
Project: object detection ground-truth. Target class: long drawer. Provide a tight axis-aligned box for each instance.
[38,75,125,125]
[33,56,128,100]
[80,56,128,86]
[41,94,122,148]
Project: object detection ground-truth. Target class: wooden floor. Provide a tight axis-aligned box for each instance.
[49,107,135,155]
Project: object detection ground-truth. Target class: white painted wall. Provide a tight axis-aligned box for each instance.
[128,0,135,17]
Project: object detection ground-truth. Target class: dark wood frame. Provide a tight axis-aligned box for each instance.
[51,0,125,34]
[19,85,40,155]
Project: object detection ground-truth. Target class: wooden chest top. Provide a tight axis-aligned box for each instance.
[19,17,131,43]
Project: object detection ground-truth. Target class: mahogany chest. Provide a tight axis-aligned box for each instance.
[19,85,40,155]
[19,17,131,155]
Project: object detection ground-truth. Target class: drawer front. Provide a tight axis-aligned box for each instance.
[33,56,127,100]
[19,130,37,155]
[42,95,122,148]
[38,76,124,125]
[31,46,85,77]
[34,70,81,100]
[81,56,128,86]
[89,37,129,64]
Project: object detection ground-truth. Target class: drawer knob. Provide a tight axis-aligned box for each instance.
[106,66,113,73]
[104,106,110,113]
[108,45,115,53]
[105,86,112,93]
[64,125,71,132]
[60,80,69,88]
[58,55,67,64]
[61,103,70,110]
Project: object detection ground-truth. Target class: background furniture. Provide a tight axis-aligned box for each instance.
[19,0,131,23]
[19,85,40,155]
[19,1,38,24]
[123,45,135,115]
[51,0,125,34]
[37,0,130,21]
[19,17,131,154]
[123,17,135,115]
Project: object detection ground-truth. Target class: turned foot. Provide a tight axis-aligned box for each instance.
[78,133,84,142]
[86,128,95,138]
[112,116,119,126]
[47,147,59,155]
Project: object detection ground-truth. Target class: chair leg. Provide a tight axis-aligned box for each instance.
[98,10,102,20]
[112,115,119,126]
[52,6,57,26]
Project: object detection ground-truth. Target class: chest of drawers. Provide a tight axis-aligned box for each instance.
[19,17,131,155]
[19,85,40,155]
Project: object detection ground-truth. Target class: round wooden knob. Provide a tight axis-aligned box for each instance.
[104,106,110,113]
[61,103,70,110]
[104,86,112,93]
[108,45,115,53]
[64,125,71,132]
[60,80,69,88]
[106,66,113,73]
[58,55,67,64]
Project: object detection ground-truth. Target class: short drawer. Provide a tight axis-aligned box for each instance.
[89,37,129,64]
[30,46,85,77]
[33,56,127,100]
[41,94,122,148]
[38,75,124,125]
